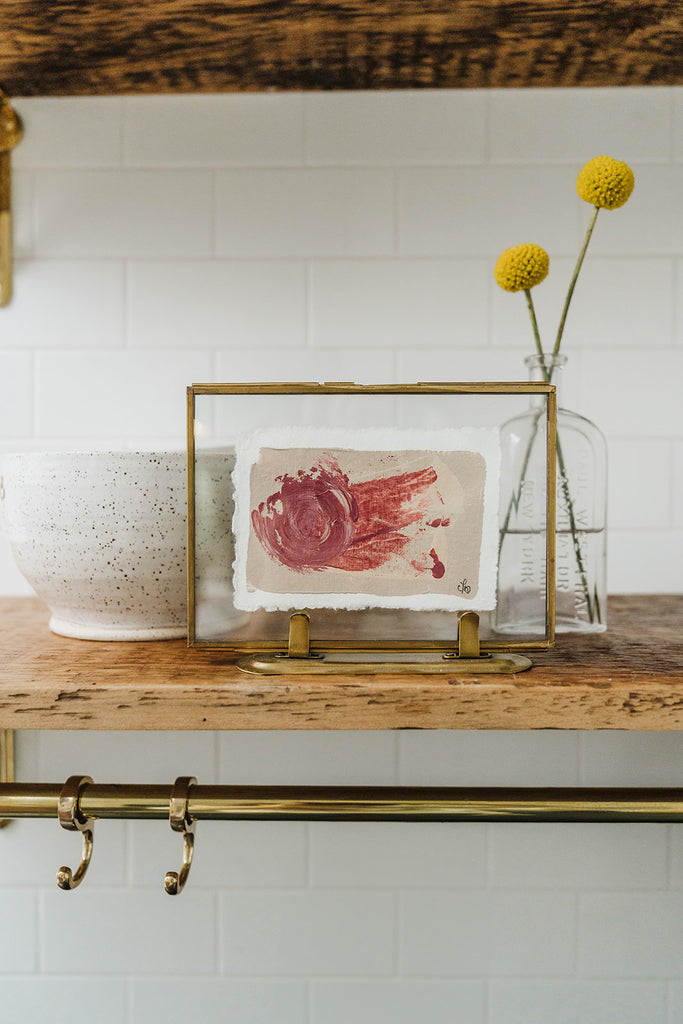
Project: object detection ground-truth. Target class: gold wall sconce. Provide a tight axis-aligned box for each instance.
[0,90,23,307]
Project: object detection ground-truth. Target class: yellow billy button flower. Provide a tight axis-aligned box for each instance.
[576,155,635,210]
[494,243,549,293]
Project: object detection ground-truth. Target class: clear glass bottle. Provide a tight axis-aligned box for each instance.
[495,354,607,635]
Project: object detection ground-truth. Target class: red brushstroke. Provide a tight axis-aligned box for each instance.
[252,455,446,575]
[331,466,437,572]
[429,548,446,579]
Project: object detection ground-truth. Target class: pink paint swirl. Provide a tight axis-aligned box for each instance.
[252,461,358,572]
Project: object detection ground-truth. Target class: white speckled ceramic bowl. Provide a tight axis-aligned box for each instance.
[0,451,189,641]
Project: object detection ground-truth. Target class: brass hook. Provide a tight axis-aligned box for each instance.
[0,90,23,307]
[164,776,196,895]
[56,775,95,891]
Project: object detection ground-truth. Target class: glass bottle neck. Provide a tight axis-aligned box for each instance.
[525,353,565,407]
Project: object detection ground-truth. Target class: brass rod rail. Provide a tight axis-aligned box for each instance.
[2,784,683,823]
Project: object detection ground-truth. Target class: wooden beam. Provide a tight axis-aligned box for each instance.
[0,0,681,95]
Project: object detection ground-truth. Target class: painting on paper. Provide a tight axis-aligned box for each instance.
[232,428,500,612]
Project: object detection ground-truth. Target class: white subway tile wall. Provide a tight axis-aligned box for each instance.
[215,168,396,257]
[127,260,307,349]
[34,169,215,258]
[304,90,488,165]
[487,87,673,164]
[0,87,681,1023]
[123,94,305,168]
[6,260,126,348]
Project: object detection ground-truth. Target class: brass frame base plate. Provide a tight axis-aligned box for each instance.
[237,652,533,676]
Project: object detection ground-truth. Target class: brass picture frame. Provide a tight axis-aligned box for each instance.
[187,382,556,668]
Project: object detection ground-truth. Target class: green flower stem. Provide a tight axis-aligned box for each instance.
[498,287,545,553]
[524,288,545,360]
[553,205,600,356]
[497,406,544,561]
[555,433,598,623]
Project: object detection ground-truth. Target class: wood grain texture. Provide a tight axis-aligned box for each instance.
[0,1,681,95]
[0,595,681,730]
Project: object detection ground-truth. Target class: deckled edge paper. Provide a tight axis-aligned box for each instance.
[232,426,500,613]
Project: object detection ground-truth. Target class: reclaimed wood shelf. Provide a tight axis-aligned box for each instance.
[1,1,681,95]
[0,595,681,731]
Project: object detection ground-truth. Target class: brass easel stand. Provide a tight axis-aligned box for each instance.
[237,610,532,675]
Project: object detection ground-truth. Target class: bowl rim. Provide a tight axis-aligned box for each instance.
[0,449,185,461]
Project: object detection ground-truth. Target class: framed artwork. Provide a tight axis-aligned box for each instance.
[233,427,500,613]
[187,382,556,655]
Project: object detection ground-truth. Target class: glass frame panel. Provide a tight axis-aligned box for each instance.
[187,382,556,652]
